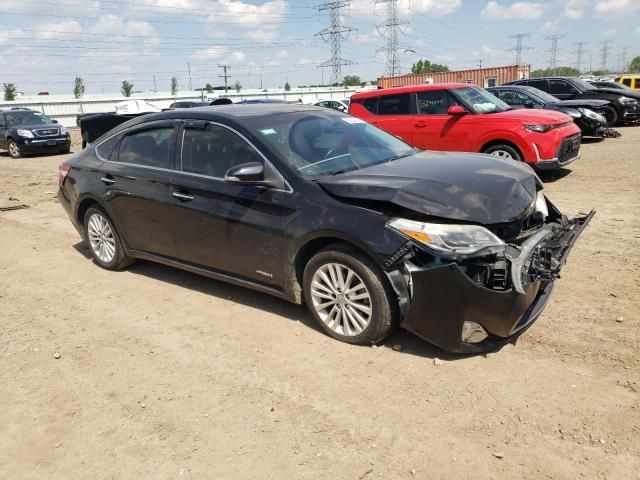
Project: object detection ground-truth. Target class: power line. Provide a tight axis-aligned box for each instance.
[573,42,587,73]
[545,34,566,74]
[508,33,532,67]
[619,46,629,73]
[375,0,409,77]
[599,40,612,71]
[315,1,356,86]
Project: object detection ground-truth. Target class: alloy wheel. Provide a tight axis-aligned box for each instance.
[489,149,513,159]
[310,262,372,336]
[87,213,116,263]
[8,141,20,158]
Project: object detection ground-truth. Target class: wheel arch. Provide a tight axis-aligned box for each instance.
[480,138,524,158]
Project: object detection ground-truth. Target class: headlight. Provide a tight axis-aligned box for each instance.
[535,191,548,220]
[578,108,606,122]
[524,124,554,133]
[16,129,34,138]
[619,97,638,105]
[387,218,504,258]
[566,110,581,118]
[60,126,68,135]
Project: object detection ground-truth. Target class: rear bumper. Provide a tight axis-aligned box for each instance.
[399,210,595,354]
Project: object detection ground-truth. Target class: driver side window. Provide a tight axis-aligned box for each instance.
[181,124,262,178]
[498,90,533,106]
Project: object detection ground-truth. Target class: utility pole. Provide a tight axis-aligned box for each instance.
[187,62,192,91]
[599,40,612,72]
[153,75,157,92]
[375,0,408,78]
[218,64,230,93]
[620,46,629,73]
[315,1,355,86]
[476,59,485,69]
[509,33,532,69]
[573,42,587,73]
[545,34,566,74]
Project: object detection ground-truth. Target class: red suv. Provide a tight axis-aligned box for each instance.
[349,84,582,170]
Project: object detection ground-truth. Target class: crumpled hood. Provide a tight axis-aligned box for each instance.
[317,151,542,224]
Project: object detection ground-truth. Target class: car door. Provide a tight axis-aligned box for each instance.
[169,120,288,288]
[98,121,180,258]
[549,79,579,100]
[412,89,473,151]
[367,93,414,145]
[0,113,7,149]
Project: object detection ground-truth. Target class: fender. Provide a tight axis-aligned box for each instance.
[475,128,534,161]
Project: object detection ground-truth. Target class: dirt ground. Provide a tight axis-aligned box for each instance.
[1,128,638,480]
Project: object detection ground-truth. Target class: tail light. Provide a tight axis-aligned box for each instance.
[59,163,71,185]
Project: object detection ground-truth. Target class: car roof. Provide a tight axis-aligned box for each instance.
[352,83,476,98]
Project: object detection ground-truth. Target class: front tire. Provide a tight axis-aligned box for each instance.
[83,206,134,270]
[601,105,618,127]
[303,243,397,345]
[7,140,22,158]
[483,143,522,161]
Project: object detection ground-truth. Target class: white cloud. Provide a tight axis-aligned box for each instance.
[636,26,640,35]
[245,29,279,43]
[562,0,591,18]
[594,0,640,16]
[602,28,616,36]
[397,0,462,16]
[232,51,246,62]
[541,19,561,31]
[480,1,548,21]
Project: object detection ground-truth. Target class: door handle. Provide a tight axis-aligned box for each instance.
[100,176,115,185]
[172,191,194,201]
[414,122,428,128]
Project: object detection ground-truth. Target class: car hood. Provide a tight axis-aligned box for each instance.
[316,151,541,224]
[590,88,640,100]
[10,123,60,131]
[555,99,609,108]
[483,108,571,124]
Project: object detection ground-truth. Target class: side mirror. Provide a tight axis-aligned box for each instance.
[524,100,535,108]
[225,162,265,184]
[447,105,466,115]
[52,119,58,123]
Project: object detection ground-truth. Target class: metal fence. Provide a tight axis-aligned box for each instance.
[0,87,362,127]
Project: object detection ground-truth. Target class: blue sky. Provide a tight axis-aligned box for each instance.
[0,0,638,94]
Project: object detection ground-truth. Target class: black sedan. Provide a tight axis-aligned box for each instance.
[487,85,620,138]
[58,105,593,353]
[505,77,640,125]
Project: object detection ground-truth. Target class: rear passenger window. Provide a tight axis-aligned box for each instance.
[118,127,174,169]
[96,135,120,160]
[416,90,459,114]
[497,90,532,106]
[377,94,411,115]
[549,80,576,95]
[622,78,632,87]
[362,97,378,114]
[181,124,262,178]
[527,79,549,91]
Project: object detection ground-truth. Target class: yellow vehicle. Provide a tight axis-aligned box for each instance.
[618,75,640,90]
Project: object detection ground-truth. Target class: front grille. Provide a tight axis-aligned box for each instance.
[557,133,581,164]
[34,128,60,137]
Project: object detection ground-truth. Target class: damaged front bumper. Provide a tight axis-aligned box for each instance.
[397,210,595,354]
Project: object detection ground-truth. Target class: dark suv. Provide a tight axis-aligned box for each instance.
[505,77,640,125]
[0,109,71,158]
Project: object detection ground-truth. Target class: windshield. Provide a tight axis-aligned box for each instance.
[4,111,54,126]
[245,111,416,178]
[572,78,596,91]
[452,86,511,113]
[522,86,559,103]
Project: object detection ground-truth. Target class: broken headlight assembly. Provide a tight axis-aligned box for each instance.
[387,218,505,259]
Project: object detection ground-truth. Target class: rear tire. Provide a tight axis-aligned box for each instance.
[7,140,22,158]
[303,243,397,345]
[601,106,618,127]
[83,206,134,270]
[483,143,522,161]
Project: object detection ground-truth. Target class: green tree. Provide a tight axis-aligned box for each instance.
[73,77,85,99]
[3,82,17,101]
[410,59,449,74]
[170,77,178,96]
[234,80,241,93]
[121,81,134,97]
[530,66,580,77]
[628,56,640,73]
[205,83,214,93]
[342,75,361,86]
[284,81,291,91]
